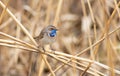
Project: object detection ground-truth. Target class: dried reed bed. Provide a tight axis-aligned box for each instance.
[0,0,120,76]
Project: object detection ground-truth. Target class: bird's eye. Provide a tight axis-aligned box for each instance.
[50,28,54,30]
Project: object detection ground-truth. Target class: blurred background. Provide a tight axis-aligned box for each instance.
[0,0,120,76]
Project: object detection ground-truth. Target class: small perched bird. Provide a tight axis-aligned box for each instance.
[29,25,57,76]
[34,25,57,51]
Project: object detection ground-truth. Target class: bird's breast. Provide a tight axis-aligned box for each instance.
[40,34,56,45]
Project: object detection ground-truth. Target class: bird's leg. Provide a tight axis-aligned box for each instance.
[42,47,46,52]
[37,44,46,52]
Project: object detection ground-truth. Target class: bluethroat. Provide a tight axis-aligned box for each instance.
[34,25,57,51]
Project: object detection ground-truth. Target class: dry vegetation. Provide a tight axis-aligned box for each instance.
[0,0,120,76]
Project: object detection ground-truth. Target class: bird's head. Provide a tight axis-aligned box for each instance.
[47,25,58,37]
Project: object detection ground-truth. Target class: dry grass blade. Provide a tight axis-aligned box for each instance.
[0,32,37,49]
[0,0,10,24]
[50,24,120,75]
[0,1,37,45]
[0,0,120,76]
[53,0,63,26]
[47,53,102,76]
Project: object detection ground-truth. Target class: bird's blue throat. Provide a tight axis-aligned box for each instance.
[49,29,57,37]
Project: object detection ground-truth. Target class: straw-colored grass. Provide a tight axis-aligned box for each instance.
[0,0,120,76]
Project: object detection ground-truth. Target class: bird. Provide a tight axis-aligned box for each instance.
[34,25,58,51]
[30,25,57,75]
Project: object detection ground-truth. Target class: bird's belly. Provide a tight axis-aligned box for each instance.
[40,36,56,45]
